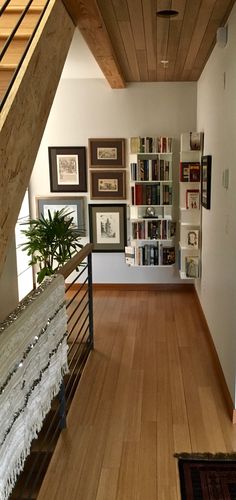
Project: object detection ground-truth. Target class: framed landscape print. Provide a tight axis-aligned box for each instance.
[90,170,126,200]
[48,146,87,192]
[201,155,212,209]
[37,196,85,233]
[89,204,127,252]
[89,138,125,168]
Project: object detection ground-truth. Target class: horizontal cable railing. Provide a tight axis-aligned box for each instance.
[0,0,50,111]
[9,243,94,499]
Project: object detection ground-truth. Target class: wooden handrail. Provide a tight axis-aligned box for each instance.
[58,244,93,279]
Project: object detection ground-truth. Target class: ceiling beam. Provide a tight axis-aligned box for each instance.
[62,0,126,89]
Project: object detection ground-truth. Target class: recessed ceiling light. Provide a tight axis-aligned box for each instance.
[156,9,179,18]
[161,60,169,64]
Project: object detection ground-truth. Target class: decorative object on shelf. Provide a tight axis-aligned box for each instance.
[179,131,203,279]
[0,275,68,500]
[48,146,87,192]
[145,206,156,218]
[89,204,127,252]
[90,170,126,200]
[185,256,200,278]
[89,138,125,168]
[201,155,212,209]
[186,189,200,209]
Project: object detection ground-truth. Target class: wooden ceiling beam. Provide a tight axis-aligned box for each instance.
[62,0,126,88]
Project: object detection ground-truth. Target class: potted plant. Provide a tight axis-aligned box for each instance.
[20,208,84,283]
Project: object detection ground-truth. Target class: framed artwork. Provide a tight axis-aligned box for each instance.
[89,138,125,168]
[89,204,127,252]
[201,155,212,209]
[90,170,126,200]
[37,196,85,233]
[48,146,87,192]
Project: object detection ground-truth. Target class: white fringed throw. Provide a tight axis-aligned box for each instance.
[0,274,68,500]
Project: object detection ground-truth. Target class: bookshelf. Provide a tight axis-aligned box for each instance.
[126,136,175,267]
[179,132,203,279]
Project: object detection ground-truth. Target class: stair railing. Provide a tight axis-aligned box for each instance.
[0,0,50,111]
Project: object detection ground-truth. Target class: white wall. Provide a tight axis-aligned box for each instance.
[196,4,236,405]
[31,72,197,283]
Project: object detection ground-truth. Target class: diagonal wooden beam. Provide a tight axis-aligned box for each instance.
[62,0,126,88]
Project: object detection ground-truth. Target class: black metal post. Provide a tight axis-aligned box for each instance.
[87,253,94,349]
[58,380,66,429]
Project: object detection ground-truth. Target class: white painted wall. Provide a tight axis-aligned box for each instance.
[31,71,197,283]
[196,4,236,405]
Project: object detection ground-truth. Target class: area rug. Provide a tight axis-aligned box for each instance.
[176,453,236,500]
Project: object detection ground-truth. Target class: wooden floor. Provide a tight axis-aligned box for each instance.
[37,287,236,500]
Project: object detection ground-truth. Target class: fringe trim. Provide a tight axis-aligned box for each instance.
[1,362,68,500]
[174,452,236,461]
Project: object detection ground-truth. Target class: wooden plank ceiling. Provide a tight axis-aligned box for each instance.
[65,0,235,87]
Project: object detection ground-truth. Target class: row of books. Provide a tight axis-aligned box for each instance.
[180,162,200,182]
[132,184,172,206]
[130,159,171,181]
[125,245,175,266]
[130,136,172,154]
[131,220,176,240]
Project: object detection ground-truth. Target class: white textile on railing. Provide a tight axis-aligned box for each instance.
[0,274,68,500]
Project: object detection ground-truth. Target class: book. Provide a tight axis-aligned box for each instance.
[180,132,203,151]
[180,162,200,182]
[186,189,200,209]
[125,246,135,266]
[185,256,199,278]
[184,229,199,248]
[162,246,175,265]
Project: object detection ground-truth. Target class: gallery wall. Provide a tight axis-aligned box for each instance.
[30,66,197,283]
[196,3,236,405]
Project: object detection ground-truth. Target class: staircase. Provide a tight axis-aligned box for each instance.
[0,0,75,279]
[0,0,48,102]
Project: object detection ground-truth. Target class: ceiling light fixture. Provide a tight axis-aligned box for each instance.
[156,9,179,18]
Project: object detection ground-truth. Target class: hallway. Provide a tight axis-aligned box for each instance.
[37,287,236,500]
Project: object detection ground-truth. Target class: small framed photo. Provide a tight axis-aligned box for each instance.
[37,196,85,233]
[201,155,212,209]
[89,138,125,168]
[185,229,199,248]
[48,146,87,192]
[90,170,126,200]
[185,256,200,278]
[89,204,127,252]
[186,189,200,209]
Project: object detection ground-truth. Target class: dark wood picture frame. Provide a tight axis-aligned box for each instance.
[48,146,87,192]
[201,155,212,209]
[37,196,86,233]
[90,170,126,200]
[89,138,125,168]
[89,204,127,252]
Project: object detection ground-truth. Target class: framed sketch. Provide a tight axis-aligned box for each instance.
[89,138,125,168]
[37,196,85,233]
[201,155,212,209]
[90,170,126,200]
[48,146,87,192]
[89,204,127,252]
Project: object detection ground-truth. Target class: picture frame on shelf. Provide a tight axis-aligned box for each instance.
[186,189,200,209]
[184,229,199,248]
[48,146,87,192]
[37,196,86,234]
[90,170,126,200]
[89,204,127,252]
[89,138,125,168]
[201,155,212,209]
[185,256,200,278]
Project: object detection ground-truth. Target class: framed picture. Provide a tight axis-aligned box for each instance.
[201,155,212,209]
[48,147,87,192]
[90,170,126,200]
[186,189,200,209]
[37,196,85,233]
[89,138,125,168]
[89,204,127,252]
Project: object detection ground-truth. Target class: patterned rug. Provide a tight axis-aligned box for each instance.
[177,453,236,500]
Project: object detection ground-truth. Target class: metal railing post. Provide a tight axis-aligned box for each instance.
[58,380,66,429]
[87,252,94,349]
